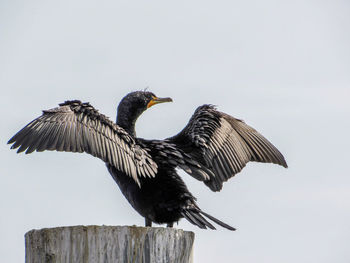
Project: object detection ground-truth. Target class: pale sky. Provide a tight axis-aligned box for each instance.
[1,1,350,262]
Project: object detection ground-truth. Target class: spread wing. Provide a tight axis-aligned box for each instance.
[8,100,158,186]
[167,105,287,191]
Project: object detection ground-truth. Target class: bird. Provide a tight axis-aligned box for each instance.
[8,91,287,231]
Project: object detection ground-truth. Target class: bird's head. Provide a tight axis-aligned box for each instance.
[120,91,172,111]
[117,91,173,136]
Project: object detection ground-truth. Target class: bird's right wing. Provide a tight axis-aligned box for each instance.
[8,100,158,186]
[167,104,287,191]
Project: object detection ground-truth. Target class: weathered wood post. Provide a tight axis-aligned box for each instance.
[25,225,194,263]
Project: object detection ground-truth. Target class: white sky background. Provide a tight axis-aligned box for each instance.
[1,0,349,262]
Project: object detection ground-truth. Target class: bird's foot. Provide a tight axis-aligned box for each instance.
[145,218,152,227]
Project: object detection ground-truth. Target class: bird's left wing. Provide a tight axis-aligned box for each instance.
[167,104,287,191]
[8,100,157,186]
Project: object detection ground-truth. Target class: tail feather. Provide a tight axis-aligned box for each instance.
[182,208,235,231]
[200,210,236,231]
[182,210,208,229]
[192,212,216,230]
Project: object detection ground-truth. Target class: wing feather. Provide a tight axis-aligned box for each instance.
[168,104,287,191]
[8,100,157,185]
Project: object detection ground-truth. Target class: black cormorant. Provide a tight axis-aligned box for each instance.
[8,91,287,230]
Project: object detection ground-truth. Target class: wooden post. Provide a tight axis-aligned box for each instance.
[25,225,194,263]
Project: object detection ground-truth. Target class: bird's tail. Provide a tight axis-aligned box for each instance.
[181,208,236,231]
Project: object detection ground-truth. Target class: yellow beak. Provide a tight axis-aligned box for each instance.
[147,96,173,108]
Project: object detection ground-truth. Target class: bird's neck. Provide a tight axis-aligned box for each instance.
[117,103,147,137]
[116,114,137,137]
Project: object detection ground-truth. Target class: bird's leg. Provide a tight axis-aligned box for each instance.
[167,222,174,228]
[145,218,152,227]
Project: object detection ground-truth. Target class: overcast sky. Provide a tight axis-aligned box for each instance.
[1,0,349,262]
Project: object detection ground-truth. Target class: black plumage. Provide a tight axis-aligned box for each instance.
[8,91,287,230]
